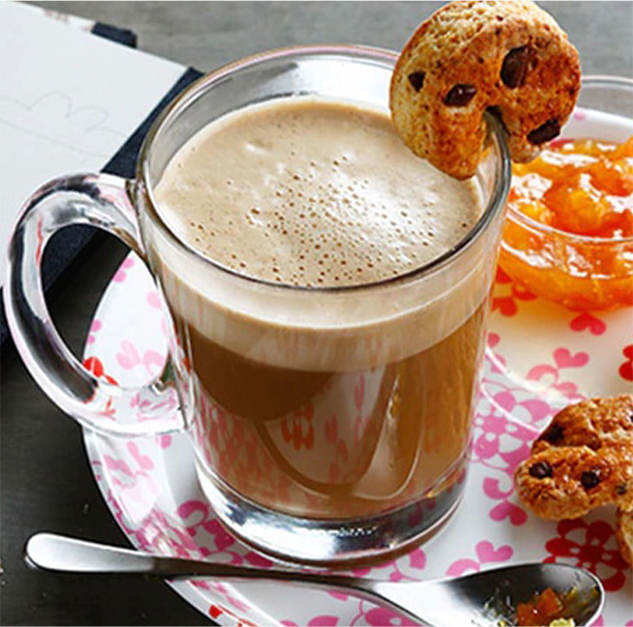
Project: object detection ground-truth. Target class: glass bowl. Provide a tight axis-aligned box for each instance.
[498,76,633,310]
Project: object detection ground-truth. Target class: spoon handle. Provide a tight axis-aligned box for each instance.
[25,532,379,595]
[26,533,437,624]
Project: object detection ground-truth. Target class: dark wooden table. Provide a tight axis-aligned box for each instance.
[2,2,631,624]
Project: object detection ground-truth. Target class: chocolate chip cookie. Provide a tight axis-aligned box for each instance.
[390,0,581,179]
[515,395,633,520]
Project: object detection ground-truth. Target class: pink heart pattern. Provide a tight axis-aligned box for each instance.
[553,347,590,369]
[476,540,513,564]
[570,312,606,336]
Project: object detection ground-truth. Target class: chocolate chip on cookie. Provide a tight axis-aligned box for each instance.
[529,460,553,479]
[527,118,562,145]
[501,45,536,89]
[408,71,426,91]
[390,0,581,179]
[444,84,478,107]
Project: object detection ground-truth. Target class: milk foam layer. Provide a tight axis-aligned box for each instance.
[147,98,494,370]
[154,99,480,287]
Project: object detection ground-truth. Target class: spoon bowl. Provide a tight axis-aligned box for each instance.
[25,533,604,626]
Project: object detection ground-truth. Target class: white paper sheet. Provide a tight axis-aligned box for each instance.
[0,2,186,286]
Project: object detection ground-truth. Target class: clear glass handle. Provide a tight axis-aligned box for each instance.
[5,173,184,437]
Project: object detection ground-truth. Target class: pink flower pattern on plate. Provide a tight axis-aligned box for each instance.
[525,348,589,401]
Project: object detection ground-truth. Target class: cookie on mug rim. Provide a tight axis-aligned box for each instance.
[390,0,582,179]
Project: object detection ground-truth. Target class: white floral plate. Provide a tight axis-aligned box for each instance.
[83,254,632,626]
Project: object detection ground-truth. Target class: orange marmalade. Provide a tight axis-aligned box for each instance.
[499,135,633,310]
[516,587,568,626]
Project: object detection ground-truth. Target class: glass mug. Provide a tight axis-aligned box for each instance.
[6,45,510,564]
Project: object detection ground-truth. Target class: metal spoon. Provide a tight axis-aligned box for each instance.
[25,533,604,626]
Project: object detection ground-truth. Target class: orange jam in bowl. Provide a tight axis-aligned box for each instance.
[499,134,633,310]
